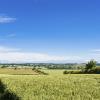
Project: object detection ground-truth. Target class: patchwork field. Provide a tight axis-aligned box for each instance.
[0,70,100,100]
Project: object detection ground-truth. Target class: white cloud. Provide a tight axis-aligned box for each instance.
[1,46,100,63]
[0,16,16,23]
[0,46,81,63]
[91,49,100,52]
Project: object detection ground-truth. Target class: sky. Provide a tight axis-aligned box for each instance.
[0,0,100,63]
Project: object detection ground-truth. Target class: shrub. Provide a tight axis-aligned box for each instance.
[32,67,36,70]
[32,68,48,75]
[70,70,81,74]
[63,70,82,74]
[14,67,17,70]
[1,65,8,68]
[63,71,69,74]
[94,67,100,74]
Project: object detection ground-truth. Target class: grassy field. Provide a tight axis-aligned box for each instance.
[0,69,100,100]
[0,68,39,75]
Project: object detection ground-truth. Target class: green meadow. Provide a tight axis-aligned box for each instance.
[0,69,100,100]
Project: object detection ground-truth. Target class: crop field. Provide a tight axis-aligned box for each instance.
[0,70,100,100]
[0,68,39,75]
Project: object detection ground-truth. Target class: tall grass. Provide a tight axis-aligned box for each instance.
[0,70,100,100]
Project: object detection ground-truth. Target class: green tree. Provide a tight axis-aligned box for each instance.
[85,60,96,71]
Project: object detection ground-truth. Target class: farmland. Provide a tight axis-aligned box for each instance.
[0,68,39,75]
[0,69,100,100]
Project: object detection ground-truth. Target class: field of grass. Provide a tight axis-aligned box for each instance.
[0,69,100,100]
[0,68,39,75]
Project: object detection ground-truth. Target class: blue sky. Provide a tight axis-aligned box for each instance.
[0,0,100,63]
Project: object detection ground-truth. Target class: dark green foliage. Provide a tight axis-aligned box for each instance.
[0,80,6,94]
[63,70,82,74]
[0,91,20,100]
[95,67,100,74]
[1,65,8,68]
[83,60,99,74]
[14,67,17,70]
[63,60,100,74]
[32,68,48,75]
[85,60,96,71]
[63,70,68,74]
[32,67,36,70]
[0,80,20,100]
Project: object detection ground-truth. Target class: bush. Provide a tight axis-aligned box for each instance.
[14,67,17,70]
[94,67,100,74]
[82,67,100,74]
[63,71,69,74]
[63,70,82,74]
[70,70,81,74]
[1,65,8,68]
[32,68,48,75]
[64,67,100,74]
[32,67,36,70]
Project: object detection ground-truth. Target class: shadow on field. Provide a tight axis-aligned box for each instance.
[0,80,20,100]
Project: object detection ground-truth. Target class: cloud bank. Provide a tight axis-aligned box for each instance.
[0,46,81,63]
[0,46,100,63]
